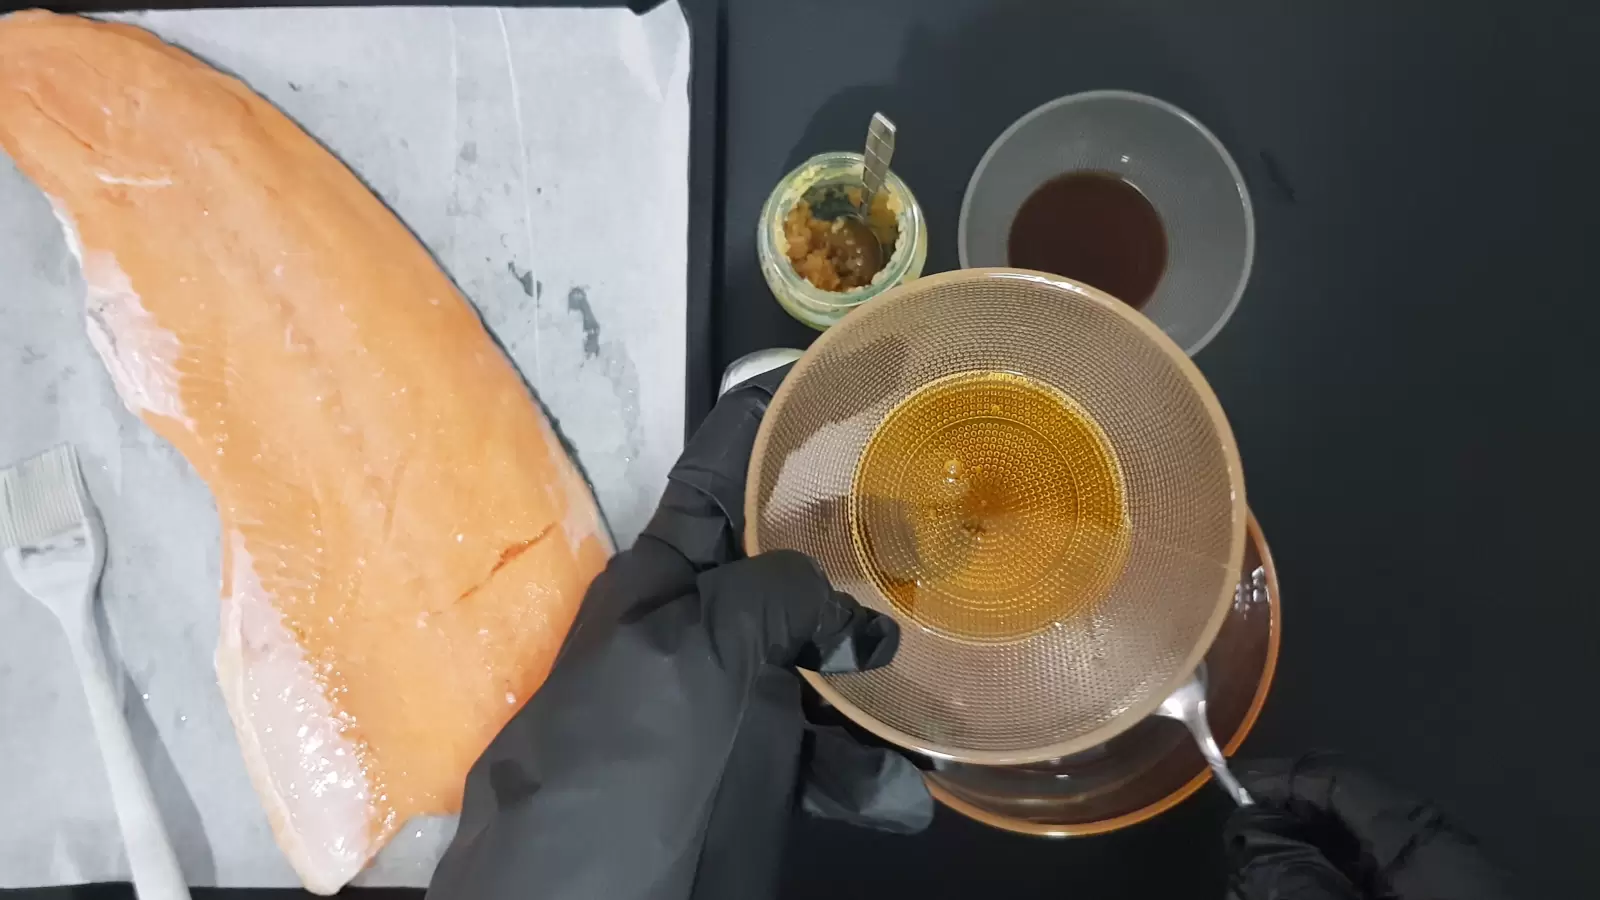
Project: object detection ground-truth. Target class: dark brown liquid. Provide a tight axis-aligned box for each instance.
[1007,171,1167,309]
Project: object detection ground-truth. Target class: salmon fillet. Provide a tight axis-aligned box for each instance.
[0,11,613,893]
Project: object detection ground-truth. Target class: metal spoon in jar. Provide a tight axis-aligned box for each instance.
[829,112,897,277]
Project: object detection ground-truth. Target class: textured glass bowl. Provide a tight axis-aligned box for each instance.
[925,511,1279,836]
[746,269,1246,765]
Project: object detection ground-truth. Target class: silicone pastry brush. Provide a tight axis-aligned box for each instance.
[0,444,191,900]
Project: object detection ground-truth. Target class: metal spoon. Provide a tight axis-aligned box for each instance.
[858,111,897,215]
[1155,662,1255,807]
[827,112,897,277]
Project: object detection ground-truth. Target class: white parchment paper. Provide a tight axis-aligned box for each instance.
[0,5,689,887]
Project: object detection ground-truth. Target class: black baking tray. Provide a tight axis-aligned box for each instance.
[9,0,722,437]
[0,1,720,896]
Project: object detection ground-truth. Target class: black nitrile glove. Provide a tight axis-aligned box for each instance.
[1224,754,1514,900]
[426,366,933,900]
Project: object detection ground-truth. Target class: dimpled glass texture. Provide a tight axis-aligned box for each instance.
[746,269,1246,764]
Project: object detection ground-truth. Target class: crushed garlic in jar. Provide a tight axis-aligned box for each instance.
[783,186,899,291]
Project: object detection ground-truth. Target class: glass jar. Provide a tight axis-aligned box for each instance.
[757,152,928,330]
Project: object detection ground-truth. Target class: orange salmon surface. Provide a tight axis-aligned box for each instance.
[0,11,613,892]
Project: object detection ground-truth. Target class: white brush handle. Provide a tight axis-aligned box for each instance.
[64,609,191,900]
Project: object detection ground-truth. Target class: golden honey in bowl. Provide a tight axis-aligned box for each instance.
[849,371,1131,641]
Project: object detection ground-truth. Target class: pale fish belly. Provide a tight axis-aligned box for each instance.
[51,200,192,428]
[219,533,371,894]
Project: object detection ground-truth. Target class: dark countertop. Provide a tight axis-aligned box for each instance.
[715,1,1599,897]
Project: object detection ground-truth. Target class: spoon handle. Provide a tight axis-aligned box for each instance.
[860,112,897,211]
[1182,700,1255,808]
[1157,667,1255,808]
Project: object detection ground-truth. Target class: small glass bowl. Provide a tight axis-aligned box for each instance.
[958,91,1254,356]
[757,152,928,330]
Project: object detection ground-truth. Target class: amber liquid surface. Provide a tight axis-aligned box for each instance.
[1007,171,1168,309]
[850,371,1132,641]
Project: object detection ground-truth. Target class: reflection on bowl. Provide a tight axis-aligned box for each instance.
[923,510,1279,836]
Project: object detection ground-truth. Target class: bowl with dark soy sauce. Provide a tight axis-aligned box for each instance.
[959,91,1254,356]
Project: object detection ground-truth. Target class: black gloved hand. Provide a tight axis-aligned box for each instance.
[426,366,933,900]
[1224,754,1513,900]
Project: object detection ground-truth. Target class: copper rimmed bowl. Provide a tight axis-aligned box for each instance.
[924,511,1280,835]
[745,268,1247,765]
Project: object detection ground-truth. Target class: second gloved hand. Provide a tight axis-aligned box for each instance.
[1224,754,1513,900]
[427,366,933,900]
